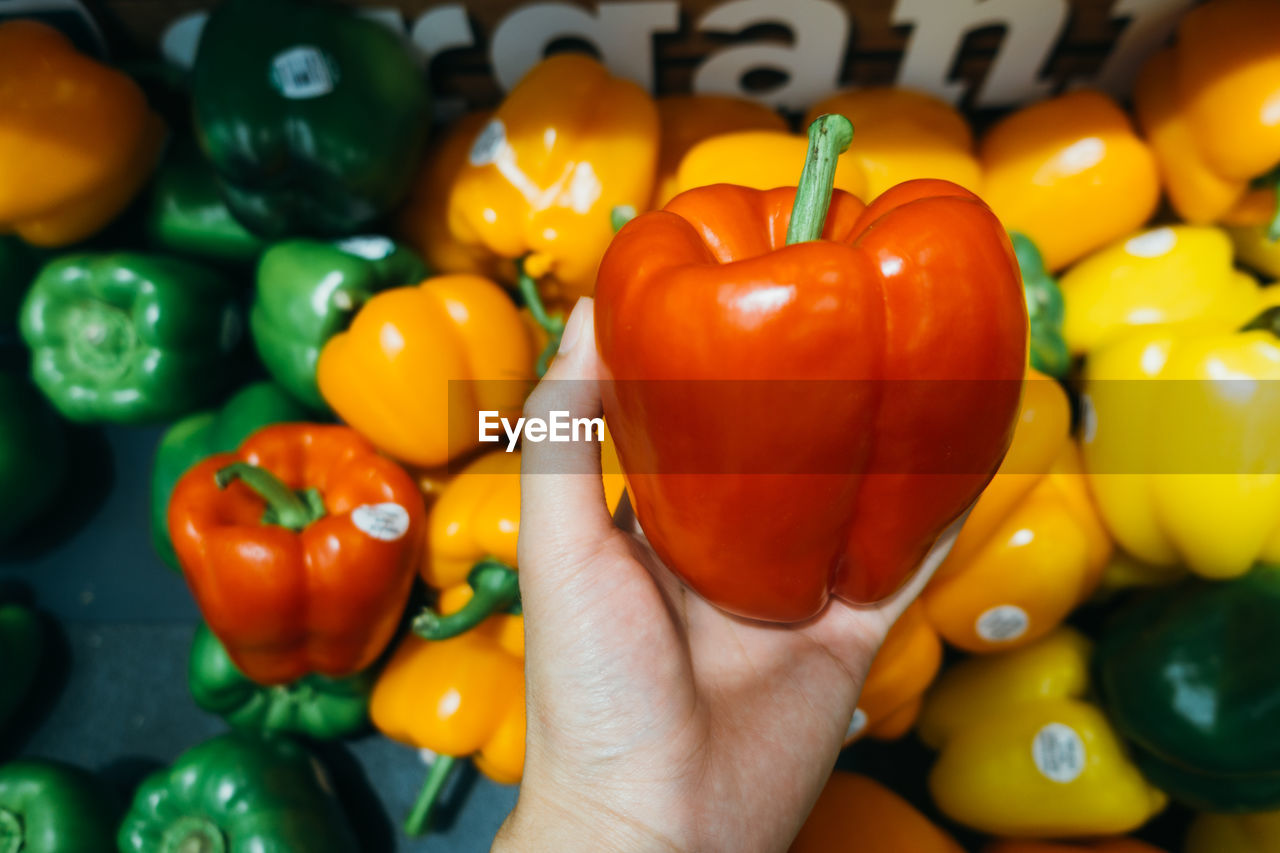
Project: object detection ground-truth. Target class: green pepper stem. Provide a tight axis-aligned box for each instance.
[785,114,855,246]
[215,463,325,532]
[413,559,521,640]
[159,815,228,853]
[1269,179,1280,242]
[404,754,458,837]
[1242,305,1280,337]
[0,808,22,853]
[516,258,565,377]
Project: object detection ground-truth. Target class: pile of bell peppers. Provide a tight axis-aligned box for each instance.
[2,0,1280,846]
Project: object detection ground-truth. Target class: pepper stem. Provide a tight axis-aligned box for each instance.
[413,559,521,640]
[159,815,228,853]
[1270,178,1280,242]
[785,114,855,246]
[215,463,325,532]
[517,258,565,377]
[1242,305,1280,337]
[0,808,22,853]
[405,754,458,836]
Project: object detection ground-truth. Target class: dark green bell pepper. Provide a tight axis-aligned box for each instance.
[251,237,428,409]
[147,142,267,265]
[0,372,68,547]
[1011,232,1070,378]
[1,237,42,332]
[118,732,358,853]
[150,381,308,570]
[0,760,117,852]
[190,0,430,237]
[189,622,372,739]
[0,603,41,732]
[1095,564,1280,812]
[20,253,242,424]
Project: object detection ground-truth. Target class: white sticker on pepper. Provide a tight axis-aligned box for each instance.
[270,46,338,99]
[469,118,506,167]
[352,503,410,541]
[975,605,1029,643]
[1031,722,1086,783]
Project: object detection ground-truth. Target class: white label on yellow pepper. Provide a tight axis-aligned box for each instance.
[1032,722,1085,783]
[976,605,1028,643]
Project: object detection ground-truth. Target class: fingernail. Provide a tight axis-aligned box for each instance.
[557,298,591,354]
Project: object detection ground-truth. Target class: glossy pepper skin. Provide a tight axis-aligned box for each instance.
[151,381,308,571]
[169,424,424,685]
[921,627,1167,837]
[0,602,41,732]
[980,91,1160,272]
[0,760,117,853]
[189,622,371,740]
[596,176,1027,620]
[1187,809,1280,853]
[191,0,429,237]
[1060,225,1273,357]
[804,87,982,200]
[652,95,787,207]
[1095,565,1280,812]
[1081,308,1280,578]
[1134,0,1280,229]
[675,129,868,201]
[317,275,535,468]
[0,21,165,247]
[252,236,428,410]
[923,371,1111,652]
[847,601,942,742]
[118,732,357,853]
[446,54,659,304]
[790,772,964,853]
[146,142,266,266]
[20,253,242,424]
[0,372,68,546]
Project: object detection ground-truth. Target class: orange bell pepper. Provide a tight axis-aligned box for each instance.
[790,772,964,853]
[316,274,536,468]
[370,606,524,836]
[398,112,510,282]
[847,601,942,742]
[651,95,787,208]
[922,370,1112,652]
[804,87,982,200]
[1134,0,1280,232]
[986,840,1168,853]
[674,129,868,201]
[0,20,166,247]
[980,91,1160,272]
[444,54,659,310]
[168,424,425,685]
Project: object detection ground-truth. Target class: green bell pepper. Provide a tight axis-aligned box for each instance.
[150,381,308,570]
[1011,232,1070,378]
[0,760,117,852]
[0,237,42,332]
[118,732,358,853]
[20,253,242,424]
[0,603,41,732]
[0,371,68,546]
[147,142,267,265]
[189,622,372,739]
[190,0,430,237]
[251,236,428,409]
[1095,564,1280,812]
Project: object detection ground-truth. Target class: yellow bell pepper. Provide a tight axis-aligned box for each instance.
[921,627,1167,838]
[1098,551,1186,592]
[790,772,964,853]
[674,129,867,201]
[444,54,659,306]
[804,87,982,200]
[1187,809,1280,853]
[986,841,1167,853]
[1133,0,1280,232]
[923,371,1111,653]
[1081,307,1280,578]
[847,601,942,743]
[1059,225,1273,357]
[651,95,787,208]
[0,20,166,247]
[979,91,1160,272]
[1228,221,1280,280]
[316,274,536,468]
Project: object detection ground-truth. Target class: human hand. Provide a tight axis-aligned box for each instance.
[494,298,962,852]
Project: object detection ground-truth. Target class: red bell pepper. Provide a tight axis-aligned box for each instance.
[595,116,1027,622]
[169,424,424,684]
